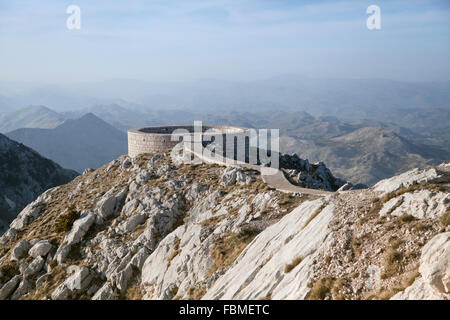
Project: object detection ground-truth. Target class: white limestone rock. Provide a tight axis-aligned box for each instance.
[0,275,21,300]
[373,167,445,194]
[51,283,71,300]
[391,232,450,300]
[65,266,93,292]
[203,199,334,300]
[23,256,45,276]
[391,277,446,300]
[10,240,30,261]
[11,278,33,300]
[220,167,252,186]
[51,266,93,300]
[419,232,450,295]
[97,195,117,220]
[141,223,212,300]
[29,240,53,258]
[92,283,119,300]
[64,211,95,246]
[379,190,449,219]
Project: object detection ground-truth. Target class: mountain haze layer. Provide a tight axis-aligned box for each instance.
[6,113,128,173]
[0,106,65,133]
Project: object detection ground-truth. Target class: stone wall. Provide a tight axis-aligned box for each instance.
[127,125,250,158]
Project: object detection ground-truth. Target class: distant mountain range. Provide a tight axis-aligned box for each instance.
[0,105,64,133]
[6,113,128,173]
[0,77,449,116]
[0,133,77,233]
[2,92,449,186]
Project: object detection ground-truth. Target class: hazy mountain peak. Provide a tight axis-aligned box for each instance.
[0,105,64,133]
[6,114,128,173]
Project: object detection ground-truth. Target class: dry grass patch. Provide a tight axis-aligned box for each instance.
[24,265,67,300]
[277,193,308,214]
[187,285,206,300]
[381,238,404,279]
[0,259,20,278]
[167,238,181,268]
[302,202,327,230]
[124,284,144,300]
[440,210,450,227]
[307,276,347,300]
[54,206,80,233]
[284,256,303,273]
[207,225,260,277]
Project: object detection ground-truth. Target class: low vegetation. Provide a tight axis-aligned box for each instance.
[307,276,346,300]
[187,285,207,300]
[167,238,181,268]
[207,225,260,277]
[54,206,80,233]
[302,202,327,230]
[381,238,404,279]
[284,256,303,273]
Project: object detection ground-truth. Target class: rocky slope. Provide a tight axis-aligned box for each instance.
[0,134,78,236]
[0,151,448,300]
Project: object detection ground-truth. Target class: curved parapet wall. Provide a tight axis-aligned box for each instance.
[127,125,249,158]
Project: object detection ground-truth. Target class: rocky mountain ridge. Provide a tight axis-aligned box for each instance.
[6,113,128,173]
[0,106,64,133]
[0,151,448,300]
[0,133,78,236]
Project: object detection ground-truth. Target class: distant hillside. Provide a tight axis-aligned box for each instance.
[6,113,128,172]
[0,133,77,234]
[0,105,65,133]
[279,122,450,185]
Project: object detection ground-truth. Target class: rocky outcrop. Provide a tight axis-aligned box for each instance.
[203,199,334,299]
[280,153,349,191]
[391,232,449,300]
[0,153,448,300]
[379,190,448,219]
[0,133,77,236]
[373,165,448,194]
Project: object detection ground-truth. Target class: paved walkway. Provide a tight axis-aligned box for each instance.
[184,144,333,197]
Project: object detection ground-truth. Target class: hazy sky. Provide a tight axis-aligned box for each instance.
[1,0,450,83]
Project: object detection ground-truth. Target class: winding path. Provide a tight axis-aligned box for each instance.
[183,144,333,197]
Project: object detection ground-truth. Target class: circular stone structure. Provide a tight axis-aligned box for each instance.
[127,125,248,158]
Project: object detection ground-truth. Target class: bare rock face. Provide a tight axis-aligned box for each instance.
[203,199,334,300]
[373,166,447,194]
[220,167,255,186]
[280,153,348,191]
[65,212,96,246]
[392,232,450,300]
[379,190,449,219]
[391,277,445,300]
[419,232,450,295]
[29,240,53,258]
[0,275,21,300]
[0,153,448,301]
[10,240,30,261]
